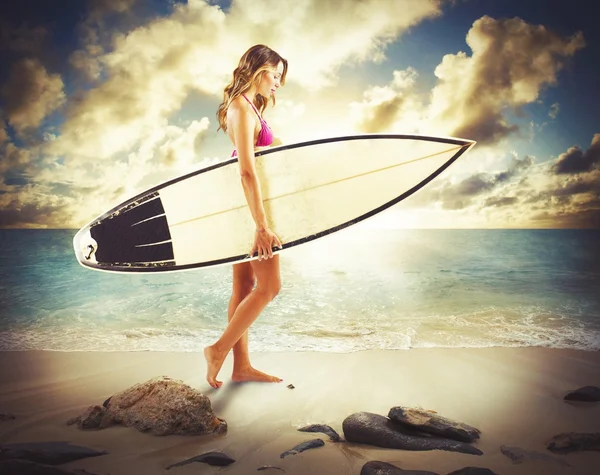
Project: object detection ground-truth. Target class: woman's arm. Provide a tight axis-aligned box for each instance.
[230,104,268,230]
[229,102,282,259]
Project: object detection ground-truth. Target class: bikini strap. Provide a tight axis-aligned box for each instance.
[241,94,264,122]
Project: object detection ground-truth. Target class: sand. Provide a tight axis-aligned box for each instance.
[1,348,599,474]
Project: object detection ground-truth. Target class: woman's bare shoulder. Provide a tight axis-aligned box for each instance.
[227,96,254,124]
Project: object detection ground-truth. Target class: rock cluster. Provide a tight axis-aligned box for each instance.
[67,376,226,436]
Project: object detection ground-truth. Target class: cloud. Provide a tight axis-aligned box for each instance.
[0,21,48,56]
[442,16,584,144]
[69,0,138,81]
[410,152,535,211]
[352,15,585,147]
[0,58,65,134]
[404,134,600,228]
[0,119,7,145]
[91,0,137,15]
[351,68,420,133]
[0,142,31,175]
[549,102,559,119]
[552,133,600,175]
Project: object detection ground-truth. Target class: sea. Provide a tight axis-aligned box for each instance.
[0,228,599,353]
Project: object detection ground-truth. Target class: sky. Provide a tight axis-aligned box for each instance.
[0,0,598,230]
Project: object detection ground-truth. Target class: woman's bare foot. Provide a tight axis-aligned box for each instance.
[232,365,282,383]
[204,345,227,388]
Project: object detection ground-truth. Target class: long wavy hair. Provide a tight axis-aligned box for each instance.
[217,44,288,132]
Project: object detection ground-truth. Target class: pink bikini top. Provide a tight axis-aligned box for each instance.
[231,94,274,157]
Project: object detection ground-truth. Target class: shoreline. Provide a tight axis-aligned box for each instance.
[1,347,600,474]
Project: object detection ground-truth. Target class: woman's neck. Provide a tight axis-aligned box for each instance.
[243,87,258,102]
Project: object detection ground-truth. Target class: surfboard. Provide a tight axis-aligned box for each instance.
[73,134,475,273]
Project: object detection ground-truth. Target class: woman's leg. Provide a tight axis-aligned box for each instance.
[227,262,256,370]
[204,255,281,388]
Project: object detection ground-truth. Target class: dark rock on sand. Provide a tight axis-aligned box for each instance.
[0,412,16,421]
[257,466,286,472]
[388,407,480,443]
[343,412,482,455]
[70,376,226,436]
[0,459,99,475]
[447,468,498,475]
[280,438,325,458]
[360,461,439,475]
[0,441,107,465]
[500,445,570,467]
[298,423,343,442]
[564,386,600,402]
[287,384,295,389]
[67,405,105,430]
[547,432,600,453]
[166,451,235,469]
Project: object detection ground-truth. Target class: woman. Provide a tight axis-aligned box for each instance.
[203,45,288,389]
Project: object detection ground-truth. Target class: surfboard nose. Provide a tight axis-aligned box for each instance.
[73,228,98,265]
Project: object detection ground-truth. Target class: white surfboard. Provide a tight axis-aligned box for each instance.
[73,134,475,273]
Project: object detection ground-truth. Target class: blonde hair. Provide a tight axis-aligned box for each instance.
[217,44,288,132]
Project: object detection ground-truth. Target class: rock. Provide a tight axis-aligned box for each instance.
[67,405,105,430]
[547,432,600,453]
[0,412,16,421]
[500,445,570,467]
[388,407,480,443]
[70,376,226,436]
[0,441,107,465]
[447,468,498,475]
[280,438,325,458]
[166,451,235,469]
[298,423,343,442]
[287,384,295,389]
[343,412,482,455]
[257,466,286,472]
[360,461,439,475]
[564,386,600,402]
[0,459,99,475]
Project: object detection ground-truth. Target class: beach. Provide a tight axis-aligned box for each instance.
[1,347,600,474]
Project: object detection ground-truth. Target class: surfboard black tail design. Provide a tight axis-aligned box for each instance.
[84,193,175,268]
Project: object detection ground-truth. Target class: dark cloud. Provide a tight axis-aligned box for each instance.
[552,133,600,174]
[438,16,585,146]
[0,21,48,56]
[433,153,535,209]
[484,196,518,207]
[0,199,67,228]
[360,95,405,133]
[1,58,65,133]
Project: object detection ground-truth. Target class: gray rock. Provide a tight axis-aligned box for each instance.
[0,412,16,421]
[547,432,600,453]
[500,445,570,467]
[0,441,107,465]
[70,376,226,436]
[257,466,286,472]
[388,407,480,443]
[298,423,343,442]
[0,459,99,475]
[343,412,482,455]
[280,438,325,458]
[360,461,439,475]
[564,386,600,402]
[166,451,235,469]
[66,405,105,430]
[447,468,498,475]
